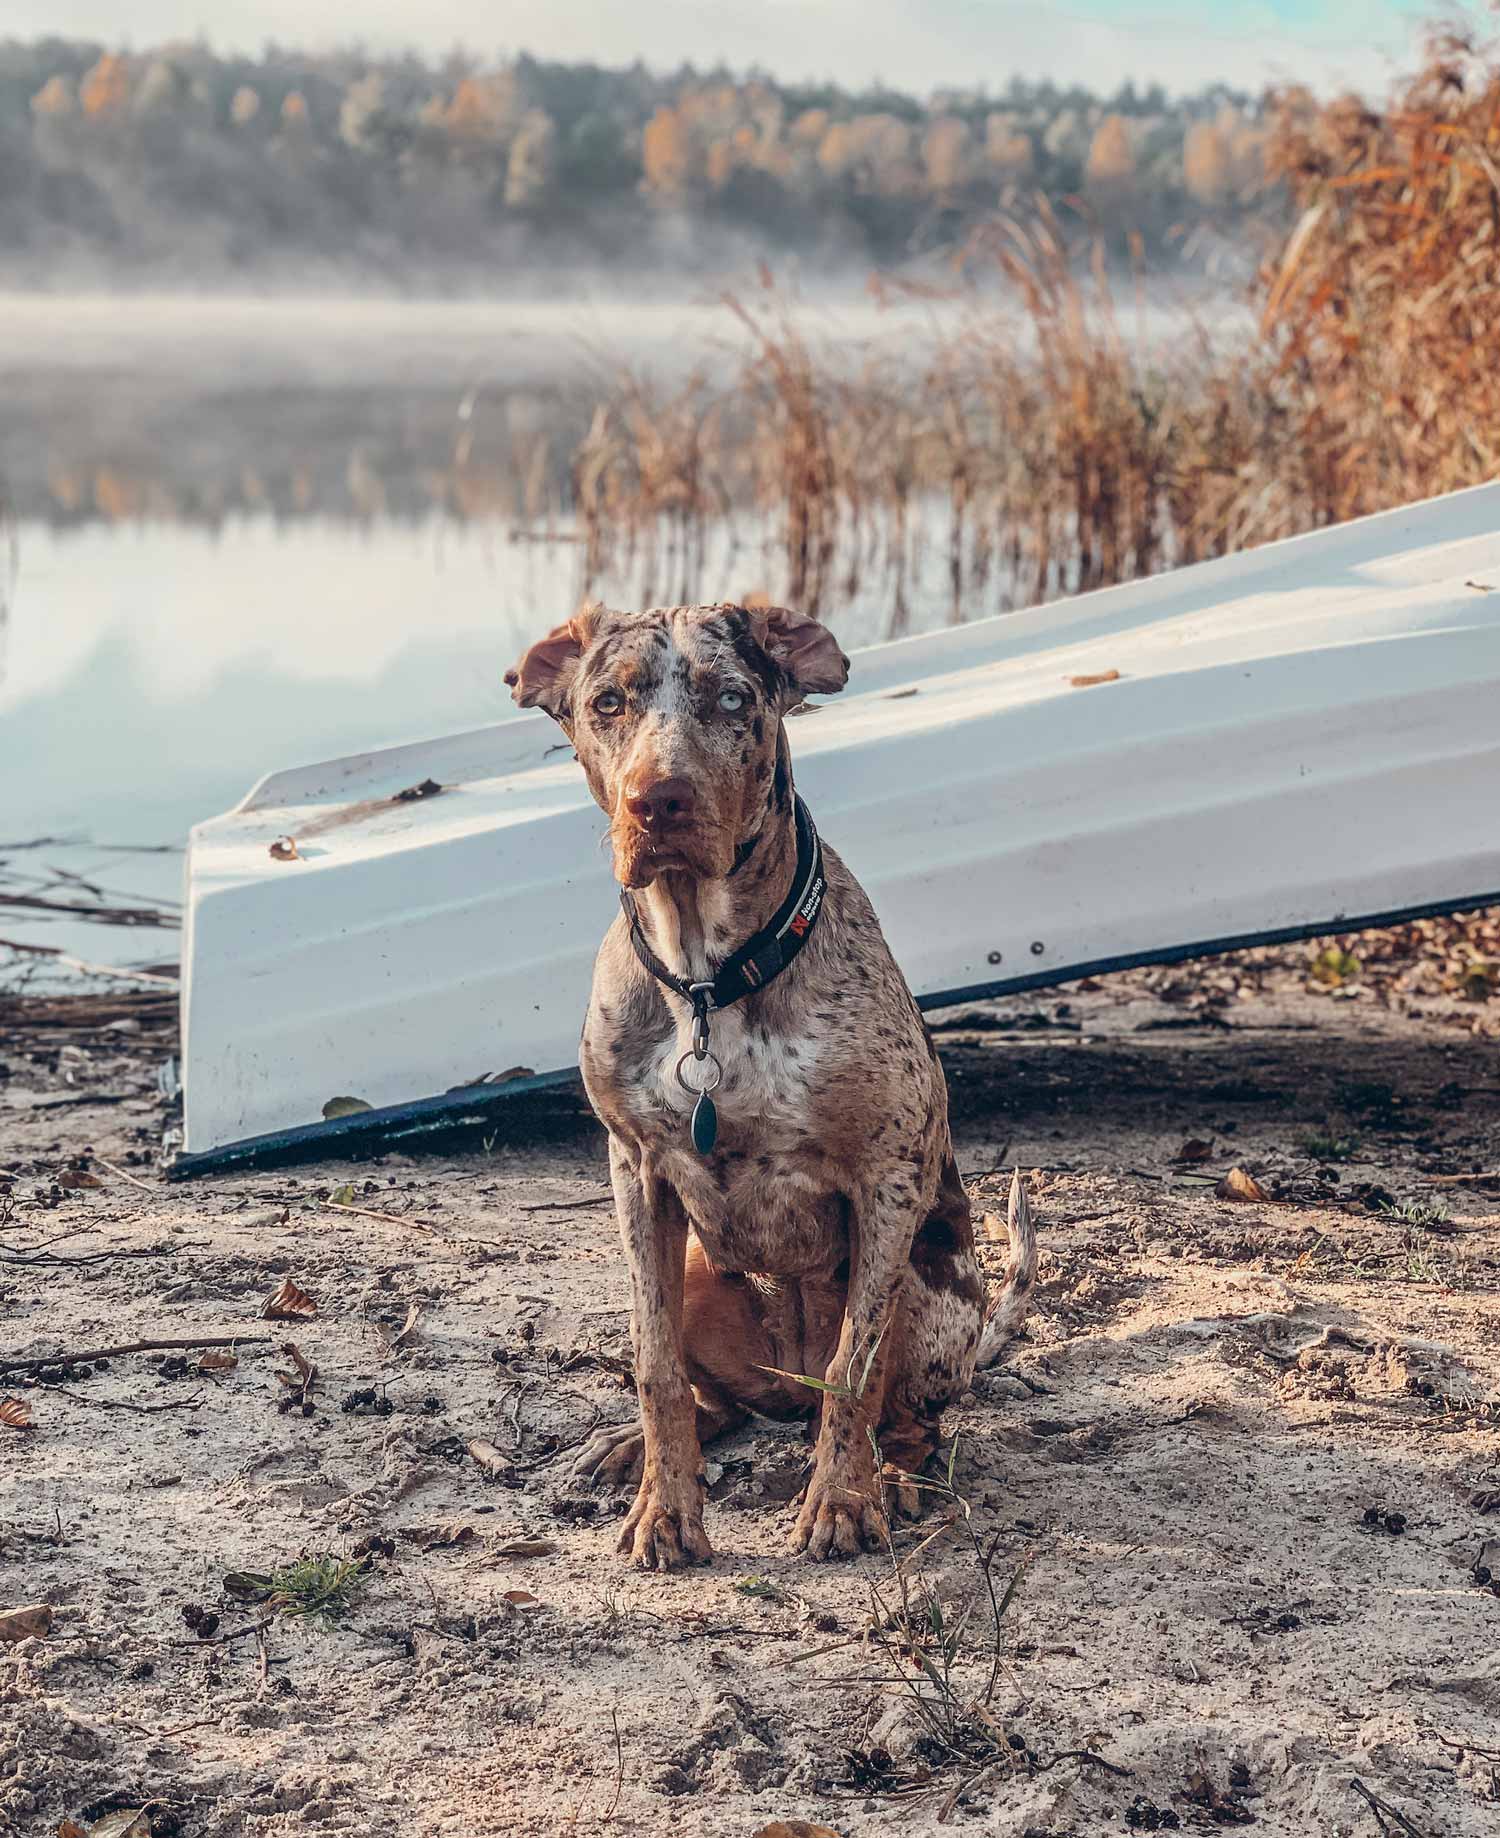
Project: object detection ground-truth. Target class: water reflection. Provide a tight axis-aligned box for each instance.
[0,511,932,974]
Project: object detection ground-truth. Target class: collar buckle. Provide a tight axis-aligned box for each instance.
[687,982,715,1058]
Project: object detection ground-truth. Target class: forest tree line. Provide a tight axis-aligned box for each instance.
[0,36,1279,283]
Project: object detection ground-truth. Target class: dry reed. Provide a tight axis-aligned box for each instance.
[563,21,1500,631]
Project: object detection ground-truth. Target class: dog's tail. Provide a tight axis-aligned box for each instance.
[976,1169,1038,1368]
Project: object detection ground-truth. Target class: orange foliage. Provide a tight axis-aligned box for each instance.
[1085,113,1135,188]
[1183,120,1230,203]
[80,54,130,120]
[642,104,691,195]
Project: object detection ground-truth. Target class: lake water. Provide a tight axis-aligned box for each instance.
[0,286,1247,981]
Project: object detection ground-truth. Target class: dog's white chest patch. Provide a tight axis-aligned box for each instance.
[652,1003,817,1137]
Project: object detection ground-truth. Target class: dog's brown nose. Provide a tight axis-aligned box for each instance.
[625,776,696,828]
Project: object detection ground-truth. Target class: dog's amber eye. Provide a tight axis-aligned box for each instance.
[593,689,624,717]
[718,688,747,714]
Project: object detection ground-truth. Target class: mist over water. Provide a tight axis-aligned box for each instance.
[0,283,1246,975]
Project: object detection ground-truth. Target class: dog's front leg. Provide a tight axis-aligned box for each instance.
[610,1139,712,1571]
[791,1185,911,1560]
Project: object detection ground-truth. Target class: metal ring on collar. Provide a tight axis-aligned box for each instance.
[675,1050,723,1096]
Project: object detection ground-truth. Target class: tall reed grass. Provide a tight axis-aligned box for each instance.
[567,22,1500,629]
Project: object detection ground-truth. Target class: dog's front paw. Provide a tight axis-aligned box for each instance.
[571,1418,646,1489]
[619,1477,713,1572]
[790,1474,888,1560]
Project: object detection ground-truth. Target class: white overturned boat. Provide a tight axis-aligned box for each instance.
[174,485,1500,1174]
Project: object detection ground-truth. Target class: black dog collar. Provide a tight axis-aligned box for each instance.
[620,794,826,1153]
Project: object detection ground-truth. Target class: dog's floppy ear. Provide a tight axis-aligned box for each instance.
[756,606,850,698]
[504,605,603,721]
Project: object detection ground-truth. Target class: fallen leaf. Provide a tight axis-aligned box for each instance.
[0,1398,32,1431]
[275,1342,318,1391]
[268,835,300,861]
[753,1824,843,1838]
[89,1813,154,1838]
[1458,959,1497,1002]
[328,1183,358,1205]
[467,1439,515,1481]
[386,1302,423,1352]
[56,1169,103,1190]
[1067,669,1121,688]
[321,1096,372,1120]
[262,1277,317,1321]
[400,1522,475,1551]
[58,1822,88,1838]
[223,1571,274,1601]
[1173,1138,1215,1164]
[451,1067,536,1090]
[1310,945,1361,988]
[494,1537,557,1558]
[197,1351,238,1374]
[1217,1166,1271,1203]
[501,1588,542,1610]
[0,1602,52,1643]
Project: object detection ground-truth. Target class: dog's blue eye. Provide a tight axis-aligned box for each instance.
[718,688,746,714]
[593,689,624,716]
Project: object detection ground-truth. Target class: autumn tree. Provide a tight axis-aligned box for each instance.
[642,103,692,197]
[1183,118,1230,203]
[1085,112,1135,197]
[30,74,75,117]
[79,53,130,121]
[505,108,556,206]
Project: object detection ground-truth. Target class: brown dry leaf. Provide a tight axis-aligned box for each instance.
[56,1169,103,1190]
[0,1398,32,1431]
[1173,1138,1215,1164]
[501,1588,542,1611]
[386,1302,423,1352]
[1217,1166,1271,1203]
[262,1277,317,1321]
[198,1350,238,1374]
[0,1602,53,1643]
[1068,669,1121,688]
[269,835,300,861]
[275,1342,317,1391]
[494,1537,557,1558]
[90,1814,154,1838]
[754,1825,844,1838]
[321,1097,372,1120]
[58,1822,88,1838]
[400,1522,475,1551]
[467,1438,513,1479]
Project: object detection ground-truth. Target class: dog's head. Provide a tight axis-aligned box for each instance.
[505,602,849,890]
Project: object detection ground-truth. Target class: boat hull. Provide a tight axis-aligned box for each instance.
[176,485,1500,1173]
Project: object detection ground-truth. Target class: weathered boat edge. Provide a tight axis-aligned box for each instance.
[165,883,1500,1180]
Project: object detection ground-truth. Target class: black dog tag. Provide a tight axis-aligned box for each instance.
[691,1091,718,1155]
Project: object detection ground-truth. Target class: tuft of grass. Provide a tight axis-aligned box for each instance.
[1377,1197,1451,1230]
[1396,1231,1446,1287]
[733,1575,796,1604]
[266,1553,372,1625]
[1302,1129,1360,1162]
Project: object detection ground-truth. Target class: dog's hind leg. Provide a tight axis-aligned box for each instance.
[881,1165,1039,1517]
[879,1152,986,1518]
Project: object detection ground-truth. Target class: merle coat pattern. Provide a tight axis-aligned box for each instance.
[506,601,1035,1569]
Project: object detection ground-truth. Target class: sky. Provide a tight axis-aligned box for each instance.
[7,1,1439,96]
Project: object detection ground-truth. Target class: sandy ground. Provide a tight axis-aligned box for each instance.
[3,929,1499,1838]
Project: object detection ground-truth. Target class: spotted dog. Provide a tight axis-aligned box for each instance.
[505,602,1036,1570]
